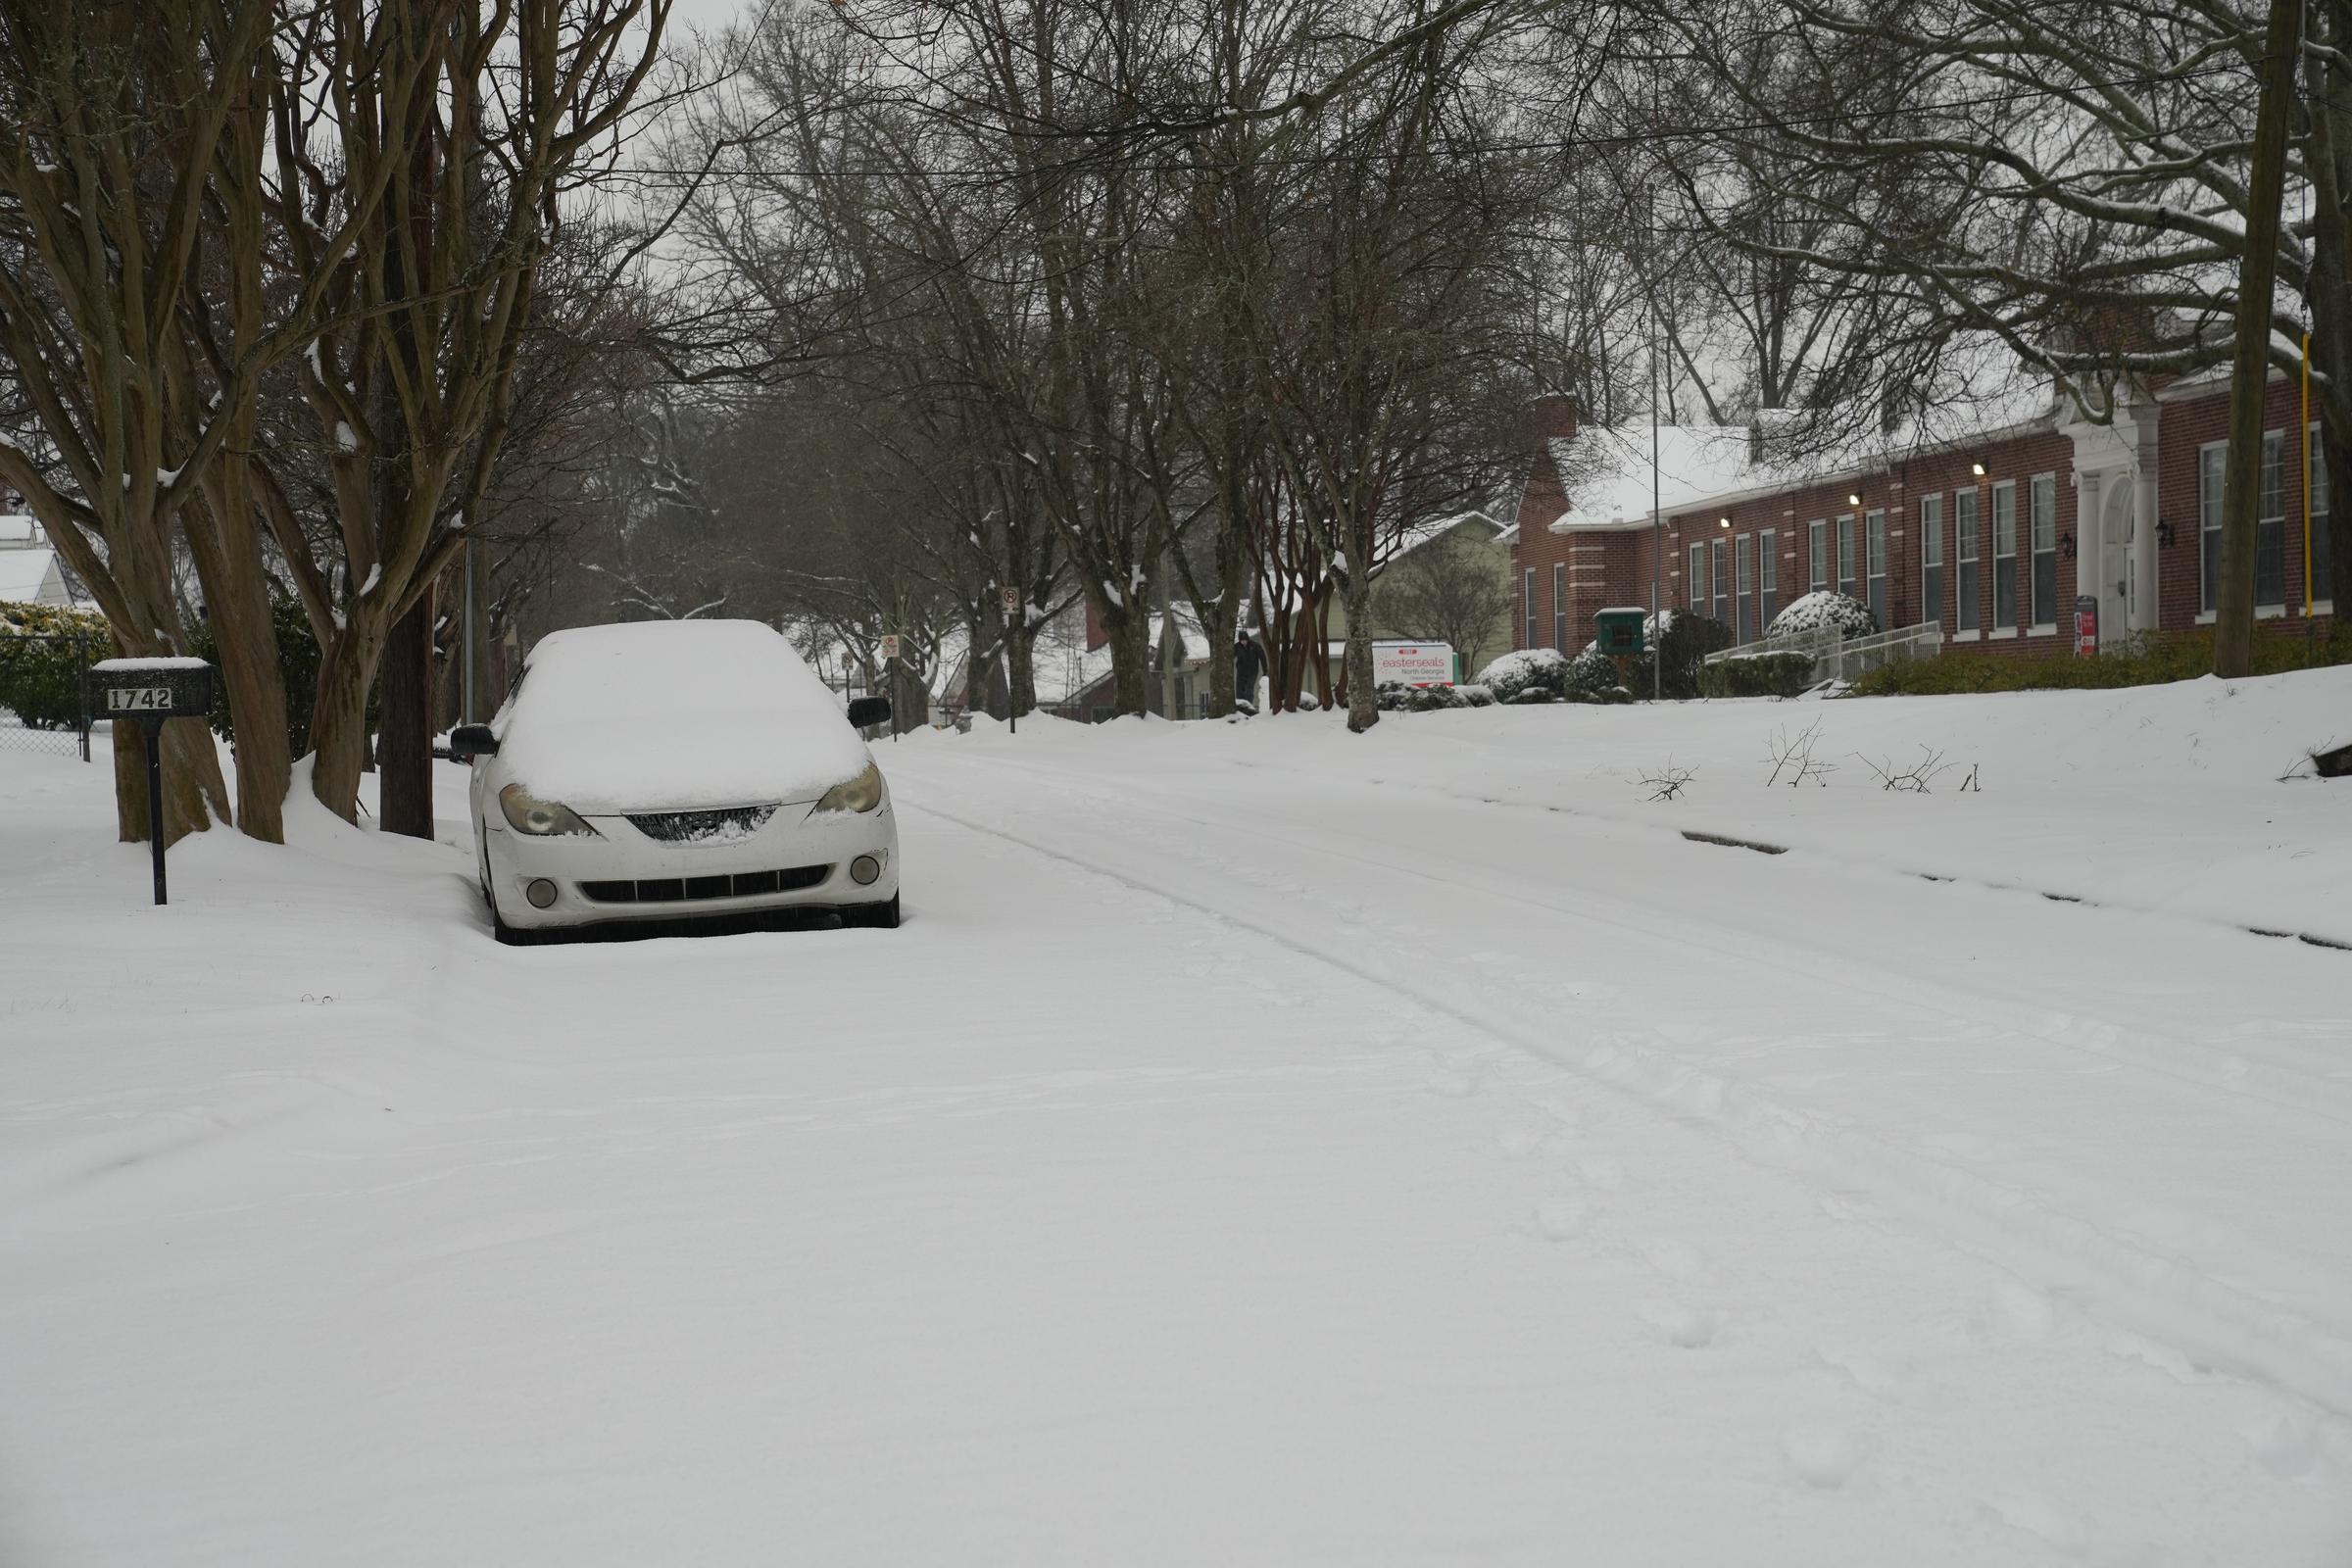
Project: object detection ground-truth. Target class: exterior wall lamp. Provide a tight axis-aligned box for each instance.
[1719,516,1732,528]
[2060,531,2077,560]
[2155,517,2176,547]
[1846,493,1862,507]
[1971,462,1986,477]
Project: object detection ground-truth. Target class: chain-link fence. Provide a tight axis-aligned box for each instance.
[0,633,95,760]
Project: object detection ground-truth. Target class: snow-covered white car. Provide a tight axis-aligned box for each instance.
[449,619,900,942]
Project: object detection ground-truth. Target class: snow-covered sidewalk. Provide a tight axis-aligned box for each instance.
[3,673,2349,1564]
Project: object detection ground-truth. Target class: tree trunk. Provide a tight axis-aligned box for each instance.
[310,624,383,823]
[1107,606,1152,715]
[1008,619,1035,718]
[2217,0,2304,676]
[113,717,229,847]
[184,476,291,843]
[378,589,435,839]
[2307,0,2352,612]
[1203,491,1247,716]
[1344,546,1379,733]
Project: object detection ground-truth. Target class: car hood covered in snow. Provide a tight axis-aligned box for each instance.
[493,619,873,813]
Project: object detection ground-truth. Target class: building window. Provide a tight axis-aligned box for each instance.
[2311,423,2332,606]
[1689,540,1705,611]
[2030,473,2057,627]
[1524,566,1539,649]
[2200,444,2226,615]
[1865,509,1887,627]
[1759,527,1778,630]
[1808,519,1828,592]
[1711,538,1730,625]
[1956,489,1980,633]
[1992,480,2018,630]
[2258,431,2286,608]
[1552,563,1568,651]
[1920,495,1944,628]
[1837,514,1857,598]
[1735,533,1754,642]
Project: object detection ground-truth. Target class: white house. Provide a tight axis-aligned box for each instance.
[0,514,71,608]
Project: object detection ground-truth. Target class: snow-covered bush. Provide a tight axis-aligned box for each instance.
[1297,690,1321,711]
[1375,681,1471,712]
[1455,683,1495,708]
[1766,591,1876,640]
[1565,648,1621,697]
[1474,647,1568,702]
[0,602,108,730]
[1696,651,1816,699]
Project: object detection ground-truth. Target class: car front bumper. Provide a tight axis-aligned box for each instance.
[482,802,899,931]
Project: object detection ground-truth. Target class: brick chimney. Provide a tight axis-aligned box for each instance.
[1524,393,1580,451]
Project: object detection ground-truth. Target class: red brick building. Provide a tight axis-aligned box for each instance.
[1511,371,2336,659]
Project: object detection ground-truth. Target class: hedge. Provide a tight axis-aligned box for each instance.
[1848,626,2352,696]
[1695,651,1816,699]
[182,597,348,753]
[0,602,108,729]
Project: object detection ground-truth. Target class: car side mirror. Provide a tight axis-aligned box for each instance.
[449,723,499,760]
[846,696,891,728]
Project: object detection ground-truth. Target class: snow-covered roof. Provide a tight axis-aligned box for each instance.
[1036,603,1217,707]
[1545,425,1756,533]
[0,546,67,607]
[0,514,38,546]
[1389,510,1506,564]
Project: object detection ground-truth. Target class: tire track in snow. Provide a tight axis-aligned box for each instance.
[904,793,2352,1421]
[959,749,2352,1136]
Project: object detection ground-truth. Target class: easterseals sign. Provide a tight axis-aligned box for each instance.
[1372,640,1454,688]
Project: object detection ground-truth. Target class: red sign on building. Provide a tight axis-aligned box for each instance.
[2074,596,2098,658]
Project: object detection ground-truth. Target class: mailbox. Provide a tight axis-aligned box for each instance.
[1593,609,1647,656]
[84,658,217,906]
[87,660,215,720]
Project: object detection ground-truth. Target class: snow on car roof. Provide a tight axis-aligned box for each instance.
[497,619,872,813]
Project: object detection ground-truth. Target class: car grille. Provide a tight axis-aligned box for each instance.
[578,865,832,905]
[624,805,777,844]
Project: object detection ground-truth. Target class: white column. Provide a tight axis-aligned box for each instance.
[2132,461,2161,632]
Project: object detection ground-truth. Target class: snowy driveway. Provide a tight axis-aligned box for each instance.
[3,683,2350,1564]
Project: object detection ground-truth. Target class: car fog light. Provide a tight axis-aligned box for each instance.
[525,878,559,908]
[850,855,881,886]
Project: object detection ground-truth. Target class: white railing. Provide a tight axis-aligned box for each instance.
[1703,620,1944,683]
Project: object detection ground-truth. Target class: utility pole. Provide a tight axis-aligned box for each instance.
[2217,0,2306,677]
[1648,188,1663,702]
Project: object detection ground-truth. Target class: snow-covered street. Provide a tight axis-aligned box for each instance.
[5,676,2352,1564]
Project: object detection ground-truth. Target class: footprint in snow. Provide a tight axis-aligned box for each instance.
[1981,1490,2087,1556]
[1644,1303,1721,1348]
[1984,1281,2056,1345]
[1815,1348,1915,1401]
[1533,1195,1591,1241]
[1780,1425,1866,1490]
[1497,1125,1544,1158]
[2241,1411,2320,1478]
[1637,1236,1709,1283]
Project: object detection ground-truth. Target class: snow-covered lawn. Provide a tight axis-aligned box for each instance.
[4,671,2351,1564]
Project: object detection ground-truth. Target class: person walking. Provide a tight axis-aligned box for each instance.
[1232,631,1265,715]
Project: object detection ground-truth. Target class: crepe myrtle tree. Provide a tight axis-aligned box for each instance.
[258,0,677,829]
[0,0,387,845]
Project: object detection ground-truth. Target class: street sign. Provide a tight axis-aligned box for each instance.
[2073,595,2098,658]
[1001,585,1021,614]
[85,659,216,906]
[879,634,902,662]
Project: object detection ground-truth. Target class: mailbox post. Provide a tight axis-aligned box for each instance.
[85,659,215,906]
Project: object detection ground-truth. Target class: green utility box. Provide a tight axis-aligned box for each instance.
[1593,609,1646,655]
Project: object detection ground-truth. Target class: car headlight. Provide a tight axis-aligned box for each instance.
[812,760,884,814]
[499,783,597,837]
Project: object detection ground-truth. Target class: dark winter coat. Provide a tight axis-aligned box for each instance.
[1233,636,1264,692]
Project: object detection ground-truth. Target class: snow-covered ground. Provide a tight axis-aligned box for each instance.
[4,671,2351,1564]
